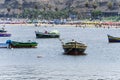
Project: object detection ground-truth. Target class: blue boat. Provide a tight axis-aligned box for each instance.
[0,33,11,37]
[107,34,120,43]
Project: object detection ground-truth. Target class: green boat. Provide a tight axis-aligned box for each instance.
[6,40,38,48]
[35,30,60,38]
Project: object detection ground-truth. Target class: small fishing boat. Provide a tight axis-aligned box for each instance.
[107,34,120,43]
[0,27,7,33]
[35,30,60,38]
[61,39,87,55]
[0,33,11,37]
[6,40,38,48]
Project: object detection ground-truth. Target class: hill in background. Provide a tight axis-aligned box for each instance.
[0,0,119,19]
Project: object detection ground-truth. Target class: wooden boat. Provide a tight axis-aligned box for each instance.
[6,40,38,48]
[0,33,11,37]
[107,34,120,43]
[61,40,87,55]
[35,30,60,38]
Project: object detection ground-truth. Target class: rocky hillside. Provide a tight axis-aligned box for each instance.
[0,0,120,17]
[0,0,120,11]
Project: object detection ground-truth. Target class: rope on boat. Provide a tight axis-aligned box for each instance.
[59,38,64,45]
[64,48,73,54]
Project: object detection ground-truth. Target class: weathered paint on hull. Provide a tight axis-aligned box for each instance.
[63,48,86,55]
[36,34,59,38]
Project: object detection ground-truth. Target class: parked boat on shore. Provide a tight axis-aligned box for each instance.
[35,30,60,38]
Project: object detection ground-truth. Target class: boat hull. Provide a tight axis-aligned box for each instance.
[35,31,60,38]
[63,48,86,55]
[109,39,120,42]
[0,30,7,33]
[108,35,120,43]
[9,41,38,48]
[35,33,60,38]
[0,43,9,48]
[10,44,37,48]
[0,33,11,37]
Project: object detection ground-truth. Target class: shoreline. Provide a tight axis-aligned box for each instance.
[0,23,119,28]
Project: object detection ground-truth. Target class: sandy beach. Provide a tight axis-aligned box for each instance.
[0,23,118,29]
[0,19,120,29]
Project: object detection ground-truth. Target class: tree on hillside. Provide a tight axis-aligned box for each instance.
[22,9,30,18]
[7,6,11,17]
[48,4,52,11]
[91,10,102,19]
[118,1,120,17]
[85,0,90,19]
[118,1,120,9]
[85,0,89,8]
[107,2,113,10]
[34,4,38,10]
[18,4,22,18]
[66,0,73,16]
[43,6,46,12]
[92,1,98,9]
[55,7,58,11]
[34,4,39,19]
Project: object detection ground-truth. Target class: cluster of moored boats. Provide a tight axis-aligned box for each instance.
[0,27,87,55]
[1,27,119,55]
[0,27,37,48]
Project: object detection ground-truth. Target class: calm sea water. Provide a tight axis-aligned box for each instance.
[1,24,120,80]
